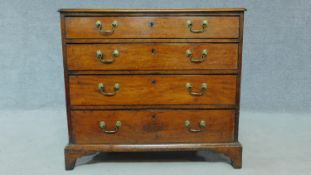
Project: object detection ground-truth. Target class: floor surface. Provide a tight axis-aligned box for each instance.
[0,110,310,175]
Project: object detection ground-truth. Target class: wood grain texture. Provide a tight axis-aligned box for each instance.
[69,75,237,106]
[70,104,236,110]
[59,8,246,13]
[68,69,240,75]
[64,38,241,43]
[71,110,235,144]
[67,43,238,71]
[64,142,242,170]
[60,14,75,143]
[65,16,239,39]
[234,12,245,142]
[64,146,96,170]
[60,8,245,170]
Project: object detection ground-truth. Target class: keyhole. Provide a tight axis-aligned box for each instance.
[151,80,157,85]
[151,48,156,55]
[151,114,156,119]
[149,21,155,27]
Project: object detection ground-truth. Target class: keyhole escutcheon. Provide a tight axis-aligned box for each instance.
[149,21,155,27]
[151,48,156,55]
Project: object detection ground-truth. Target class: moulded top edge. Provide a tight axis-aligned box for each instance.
[58,8,247,13]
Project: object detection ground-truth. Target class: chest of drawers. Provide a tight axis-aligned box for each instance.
[59,8,245,170]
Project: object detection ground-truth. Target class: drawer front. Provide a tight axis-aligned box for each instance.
[67,43,238,70]
[71,110,235,144]
[65,16,239,39]
[69,75,237,106]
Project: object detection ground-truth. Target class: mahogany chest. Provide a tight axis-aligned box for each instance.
[59,8,245,170]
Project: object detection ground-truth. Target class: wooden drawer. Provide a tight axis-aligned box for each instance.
[69,75,237,106]
[67,43,238,71]
[71,110,235,144]
[65,16,239,39]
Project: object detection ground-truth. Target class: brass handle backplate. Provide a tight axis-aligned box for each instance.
[98,83,120,96]
[95,20,118,34]
[186,49,208,63]
[99,121,122,134]
[96,49,119,64]
[185,82,208,96]
[186,20,208,33]
[184,120,206,133]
